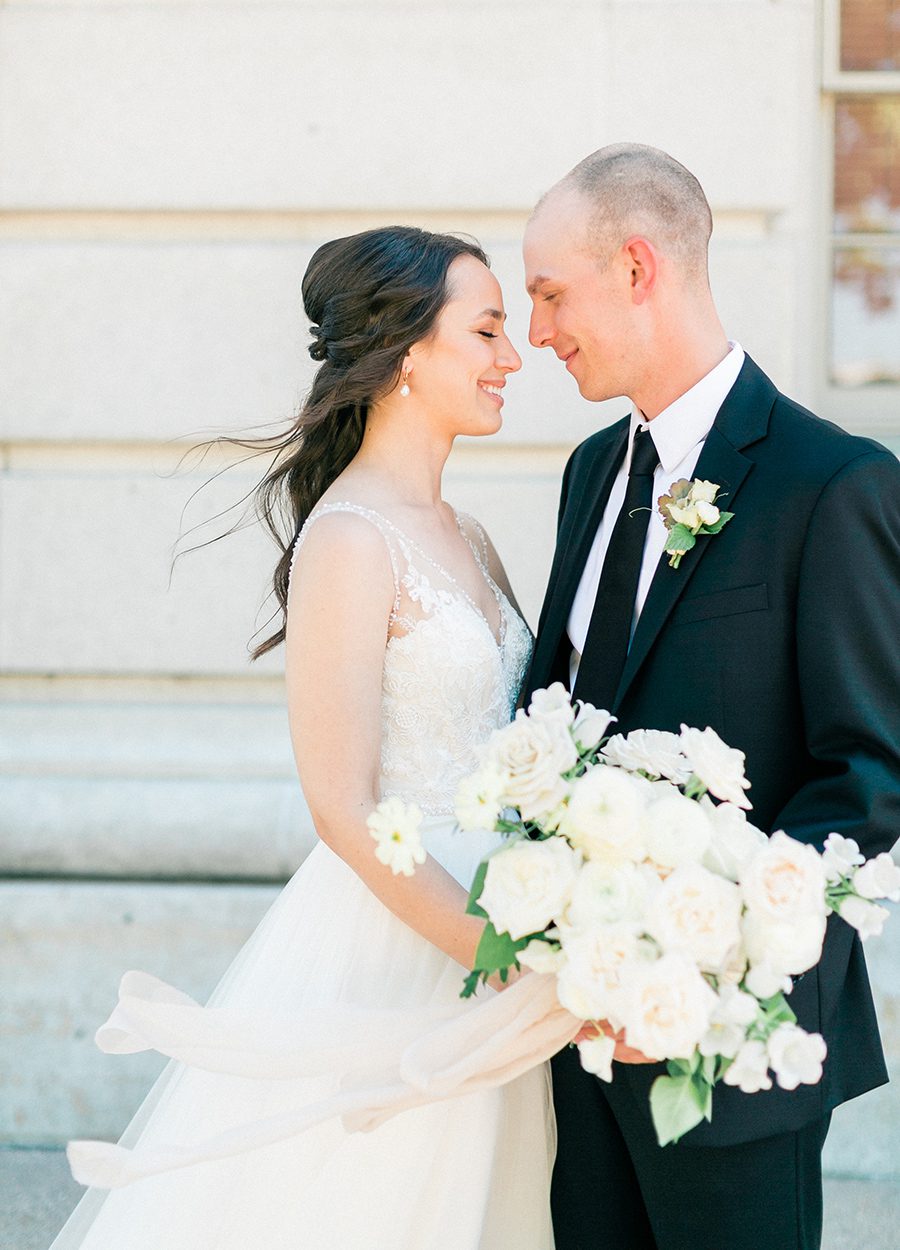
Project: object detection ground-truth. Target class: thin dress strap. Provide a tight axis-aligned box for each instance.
[289,502,404,626]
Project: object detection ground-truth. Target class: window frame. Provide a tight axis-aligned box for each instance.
[819,0,900,435]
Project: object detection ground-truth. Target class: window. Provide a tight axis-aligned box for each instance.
[823,1,900,429]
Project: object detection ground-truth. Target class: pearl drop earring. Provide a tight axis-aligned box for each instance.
[400,369,411,397]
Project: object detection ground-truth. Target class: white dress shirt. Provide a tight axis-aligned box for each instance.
[568,342,746,688]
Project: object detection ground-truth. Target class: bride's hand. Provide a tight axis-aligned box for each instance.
[574,1020,656,1064]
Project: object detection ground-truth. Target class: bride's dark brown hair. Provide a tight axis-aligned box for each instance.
[220,226,488,658]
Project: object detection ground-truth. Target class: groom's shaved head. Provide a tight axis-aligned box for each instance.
[536,143,713,281]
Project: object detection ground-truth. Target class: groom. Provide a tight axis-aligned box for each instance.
[523,144,900,1250]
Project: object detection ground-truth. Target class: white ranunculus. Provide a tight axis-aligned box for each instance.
[647,863,743,973]
[485,710,577,822]
[517,938,566,975]
[563,861,652,933]
[691,479,720,505]
[479,837,579,940]
[695,500,720,527]
[601,729,691,784]
[767,1024,827,1091]
[621,952,717,1061]
[578,1032,616,1082]
[528,683,575,728]
[701,798,768,882]
[454,763,507,832]
[699,985,760,1059]
[367,797,427,877]
[555,925,646,1026]
[741,831,828,923]
[742,911,827,977]
[679,725,752,810]
[838,895,890,940]
[822,833,865,884]
[723,1039,773,1094]
[643,791,714,869]
[560,766,648,865]
[573,701,615,751]
[853,852,900,902]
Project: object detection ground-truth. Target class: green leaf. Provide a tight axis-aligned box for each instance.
[664,524,696,555]
[700,510,734,536]
[759,991,797,1029]
[701,1053,718,1085]
[649,1073,709,1146]
[465,859,490,919]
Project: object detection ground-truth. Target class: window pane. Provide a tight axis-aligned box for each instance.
[841,0,900,71]
[833,97,900,232]
[832,248,900,385]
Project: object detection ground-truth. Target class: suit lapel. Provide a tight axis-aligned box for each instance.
[530,420,628,693]
[611,355,777,709]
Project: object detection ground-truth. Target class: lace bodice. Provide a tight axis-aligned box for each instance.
[290,502,533,815]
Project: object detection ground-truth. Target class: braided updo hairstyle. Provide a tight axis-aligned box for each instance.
[247,225,489,657]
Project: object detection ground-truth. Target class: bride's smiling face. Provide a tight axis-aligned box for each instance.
[406,255,521,438]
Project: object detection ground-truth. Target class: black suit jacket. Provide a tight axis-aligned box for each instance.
[527,355,900,1146]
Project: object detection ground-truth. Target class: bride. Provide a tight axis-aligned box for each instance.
[49,226,558,1248]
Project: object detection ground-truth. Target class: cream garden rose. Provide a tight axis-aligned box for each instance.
[741,831,828,923]
[601,729,691,784]
[623,952,717,1060]
[647,863,743,973]
[701,799,768,882]
[643,791,714,869]
[560,766,648,865]
[484,710,577,822]
[478,837,579,940]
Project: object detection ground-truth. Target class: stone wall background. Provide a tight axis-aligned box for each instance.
[1,0,897,1175]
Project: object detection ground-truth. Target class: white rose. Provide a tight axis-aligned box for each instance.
[485,710,577,822]
[822,833,865,884]
[679,725,752,810]
[838,895,890,940]
[621,952,717,1061]
[454,764,507,832]
[701,799,768,882]
[528,683,575,728]
[573,701,615,752]
[722,1040,773,1094]
[643,791,714,869]
[767,1024,827,1091]
[367,797,426,877]
[563,861,653,933]
[699,986,759,1059]
[695,500,720,527]
[556,925,647,1026]
[741,831,828,923]
[479,837,579,940]
[647,863,743,973]
[601,729,691,784]
[742,911,826,977]
[577,1032,616,1082]
[560,766,648,865]
[691,479,720,505]
[853,852,900,902]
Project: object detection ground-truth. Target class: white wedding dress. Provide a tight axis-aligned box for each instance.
[50,502,561,1250]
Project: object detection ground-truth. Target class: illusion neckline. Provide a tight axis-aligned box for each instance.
[307,500,507,649]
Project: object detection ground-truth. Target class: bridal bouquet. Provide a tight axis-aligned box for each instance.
[369,685,899,1145]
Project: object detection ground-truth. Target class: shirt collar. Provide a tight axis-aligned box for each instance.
[628,342,745,475]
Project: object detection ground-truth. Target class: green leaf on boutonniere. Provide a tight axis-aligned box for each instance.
[699,510,734,536]
[664,524,696,568]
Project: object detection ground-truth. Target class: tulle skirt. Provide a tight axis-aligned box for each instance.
[50,816,560,1249]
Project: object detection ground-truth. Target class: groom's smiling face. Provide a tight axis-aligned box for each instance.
[524,190,637,403]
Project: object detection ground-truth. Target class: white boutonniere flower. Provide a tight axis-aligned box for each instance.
[657,478,734,568]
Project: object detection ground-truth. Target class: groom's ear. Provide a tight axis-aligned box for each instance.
[621,236,658,305]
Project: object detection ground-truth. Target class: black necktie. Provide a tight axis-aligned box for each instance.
[573,426,660,710]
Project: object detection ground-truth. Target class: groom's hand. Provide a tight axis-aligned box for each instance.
[574,1020,656,1065]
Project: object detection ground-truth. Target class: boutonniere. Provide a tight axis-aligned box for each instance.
[657,479,733,568]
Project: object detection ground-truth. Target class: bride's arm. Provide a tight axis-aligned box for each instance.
[285,511,487,971]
